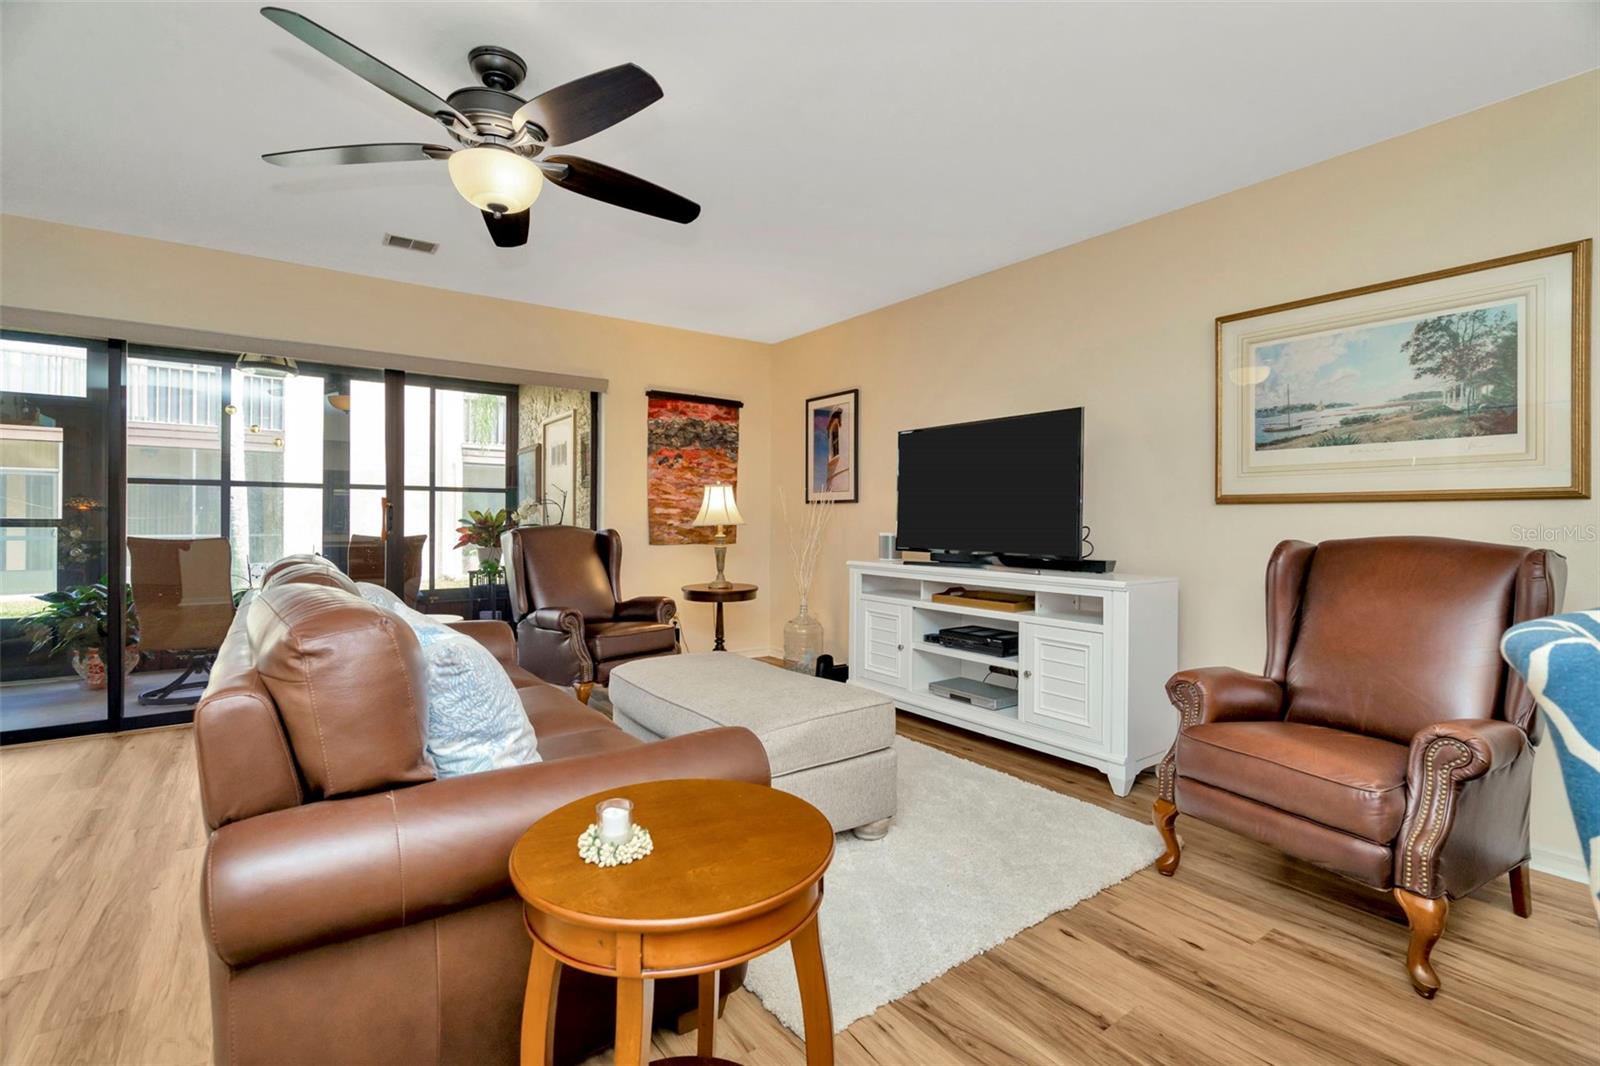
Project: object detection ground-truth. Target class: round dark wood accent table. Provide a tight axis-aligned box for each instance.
[510,779,835,1066]
[680,583,758,652]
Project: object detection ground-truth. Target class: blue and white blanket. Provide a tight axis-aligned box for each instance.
[1501,610,1600,917]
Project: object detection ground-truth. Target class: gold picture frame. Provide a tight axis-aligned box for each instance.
[1215,240,1590,503]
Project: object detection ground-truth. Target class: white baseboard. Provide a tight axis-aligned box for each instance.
[1531,844,1588,883]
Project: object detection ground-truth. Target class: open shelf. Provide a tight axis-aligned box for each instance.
[914,640,1017,669]
[914,682,1022,722]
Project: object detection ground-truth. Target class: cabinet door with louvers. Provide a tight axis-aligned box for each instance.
[1021,625,1107,752]
[857,602,910,688]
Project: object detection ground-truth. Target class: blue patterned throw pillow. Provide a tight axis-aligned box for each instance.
[1501,610,1600,915]
[356,582,540,776]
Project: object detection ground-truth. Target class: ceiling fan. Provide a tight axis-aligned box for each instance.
[258,6,699,248]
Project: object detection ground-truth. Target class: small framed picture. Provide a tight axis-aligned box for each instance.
[806,389,859,502]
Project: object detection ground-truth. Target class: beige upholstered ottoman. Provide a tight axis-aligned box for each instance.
[609,653,897,838]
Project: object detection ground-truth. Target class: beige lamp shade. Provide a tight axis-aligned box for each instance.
[692,483,745,527]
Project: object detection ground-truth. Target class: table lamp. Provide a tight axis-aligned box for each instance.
[692,483,744,590]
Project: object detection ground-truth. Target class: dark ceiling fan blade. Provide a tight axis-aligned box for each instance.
[260,7,470,131]
[510,64,663,146]
[481,209,531,247]
[263,143,453,166]
[540,156,700,224]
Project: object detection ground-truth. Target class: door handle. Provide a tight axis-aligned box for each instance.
[1023,669,1032,679]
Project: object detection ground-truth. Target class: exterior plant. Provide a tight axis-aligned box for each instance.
[454,507,514,551]
[456,507,514,576]
[23,582,140,658]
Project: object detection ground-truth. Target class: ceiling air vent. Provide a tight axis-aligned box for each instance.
[382,233,439,254]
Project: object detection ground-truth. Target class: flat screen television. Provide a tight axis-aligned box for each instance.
[895,407,1083,565]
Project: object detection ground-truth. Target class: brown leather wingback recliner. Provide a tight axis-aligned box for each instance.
[502,526,678,694]
[1153,536,1565,999]
[198,555,769,1065]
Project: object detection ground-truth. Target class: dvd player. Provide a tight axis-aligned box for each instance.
[929,676,1018,710]
[924,624,1019,657]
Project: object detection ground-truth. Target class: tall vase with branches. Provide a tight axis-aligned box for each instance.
[779,492,832,672]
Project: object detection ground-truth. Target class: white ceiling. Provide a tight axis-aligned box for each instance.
[3,3,1596,343]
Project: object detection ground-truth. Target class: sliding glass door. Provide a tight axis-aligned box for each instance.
[2,331,547,743]
[0,332,114,739]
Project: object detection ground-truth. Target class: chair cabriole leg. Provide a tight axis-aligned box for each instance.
[1394,889,1449,999]
[1152,798,1181,877]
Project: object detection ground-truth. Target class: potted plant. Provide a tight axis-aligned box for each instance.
[454,507,514,574]
[23,582,141,689]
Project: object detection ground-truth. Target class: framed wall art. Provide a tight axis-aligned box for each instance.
[1216,241,1590,503]
[645,390,741,544]
[805,388,859,502]
[540,412,575,525]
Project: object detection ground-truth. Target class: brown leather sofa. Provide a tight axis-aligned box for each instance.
[1153,536,1565,999]
[197,556,769,1065]
[502,526,679,693]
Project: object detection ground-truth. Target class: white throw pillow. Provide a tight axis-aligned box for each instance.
[357,582,540,776]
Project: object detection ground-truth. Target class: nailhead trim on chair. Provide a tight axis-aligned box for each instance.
[1399,737,1474,896]
[1158,680,1204,803]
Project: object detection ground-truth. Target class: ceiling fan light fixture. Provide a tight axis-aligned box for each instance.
[447,146,543,215]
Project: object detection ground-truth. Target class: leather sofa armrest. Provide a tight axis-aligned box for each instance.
[445,619,518,667]
[204,727,771,969]
[1156,668,1284,802]
[1165,667,1285,727]
[1396,719,1531,897]
[615,596,676,624]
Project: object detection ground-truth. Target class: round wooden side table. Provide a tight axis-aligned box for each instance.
[510,778,835,1066]
[680,583,758,652]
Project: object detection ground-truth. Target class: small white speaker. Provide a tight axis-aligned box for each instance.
[878,532,898,560]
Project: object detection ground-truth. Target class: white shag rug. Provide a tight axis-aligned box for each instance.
[743,737,1164,1037]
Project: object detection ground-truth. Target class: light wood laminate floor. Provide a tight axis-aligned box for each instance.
[2,717,1596,1065]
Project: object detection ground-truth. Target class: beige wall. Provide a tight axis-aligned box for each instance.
[3,72,1593,869]
[767,72,1599,871]
[0,216,774,655]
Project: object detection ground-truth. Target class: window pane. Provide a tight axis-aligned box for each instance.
[436,489,508,590]
[436,389,506,489]
[0,527,58,596]
[2,333,110,733]
[349,379,386,485]
[127,354,221,479]
[230,486,322,587]
[403,489,429,603]
[404,385,430,485]
[0,438,61,519]
[128,483,221,538]
[232,370,324,484]
[0,336,87,398]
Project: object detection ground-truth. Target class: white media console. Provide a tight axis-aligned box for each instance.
[847,560,1178,795]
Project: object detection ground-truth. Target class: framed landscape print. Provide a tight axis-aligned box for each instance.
[1216,241,1590,503]
[806,388,859,502]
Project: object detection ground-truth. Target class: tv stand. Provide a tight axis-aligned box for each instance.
[848,560,1178,795]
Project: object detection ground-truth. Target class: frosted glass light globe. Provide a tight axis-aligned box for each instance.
[447,147,543,215]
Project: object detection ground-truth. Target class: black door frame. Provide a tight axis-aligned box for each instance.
[2,341,525,745]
